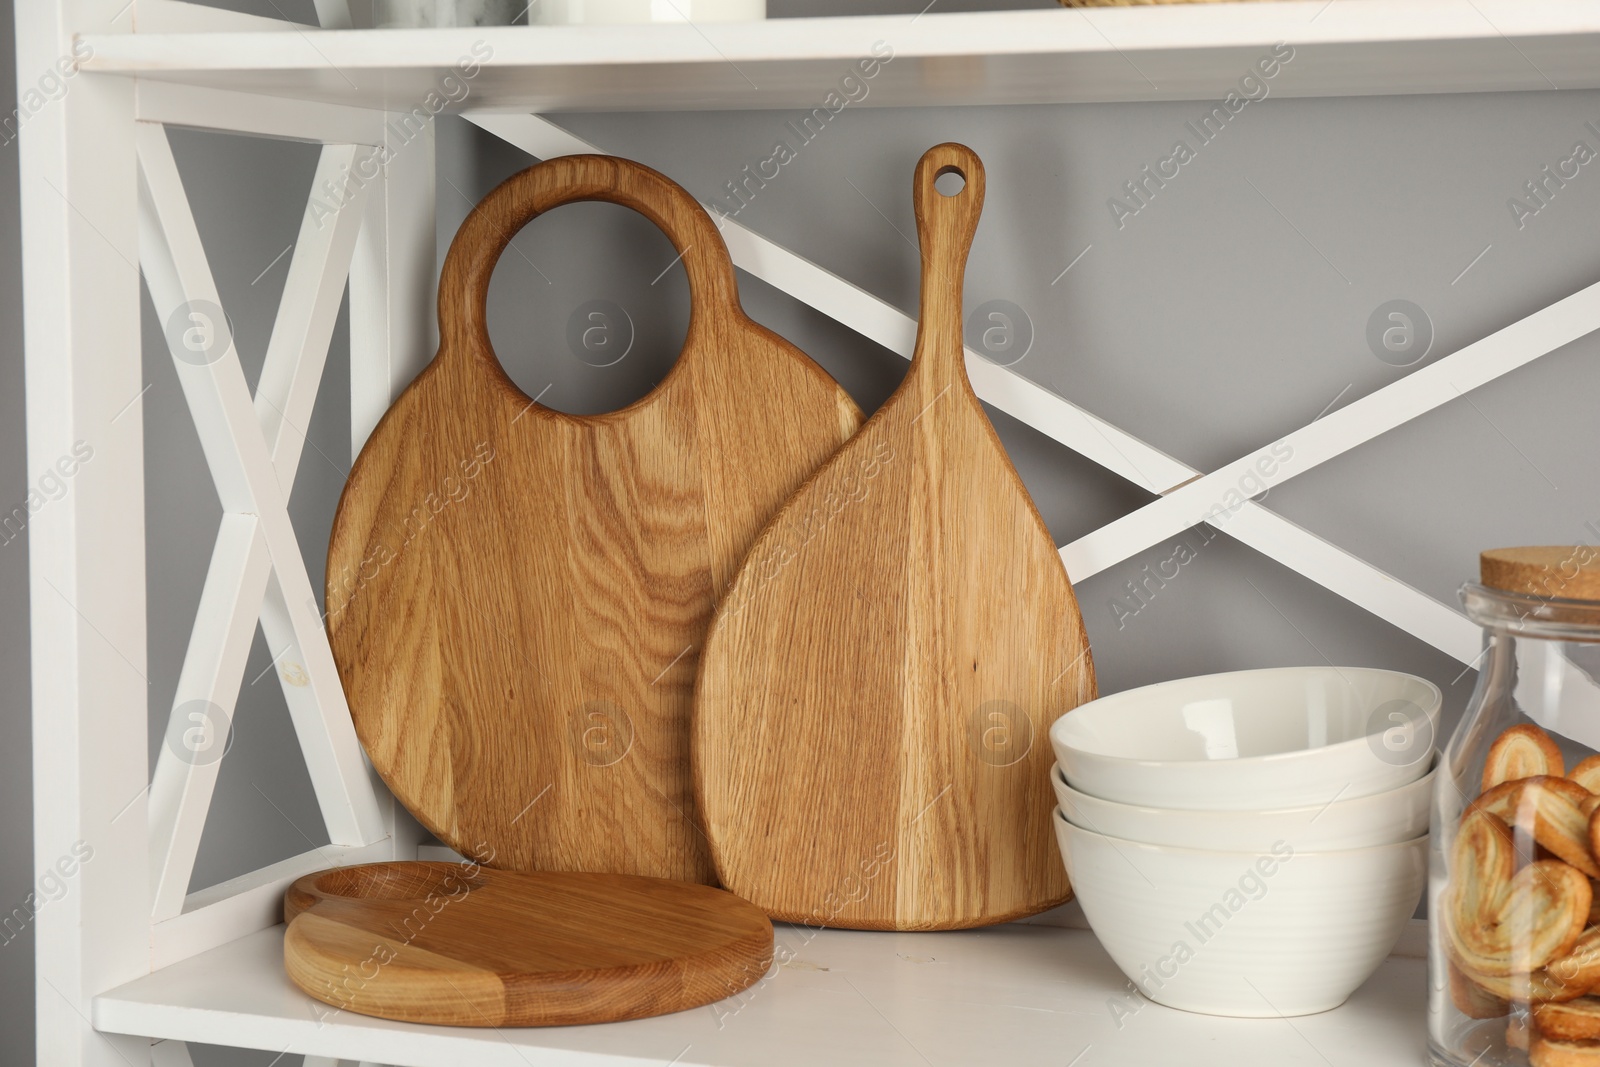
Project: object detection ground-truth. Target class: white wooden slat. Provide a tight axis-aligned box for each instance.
[349,114,435,455]
[136,123,386,850]
[19,2,152,1063]
[1061,280,1600,581]
[135,130,251,508]
[252,568,382,834]
[133,0,314,33]
[251,142,381,828]
[255,142,370,488]
[135,82,386,147]
[467,113,1487,665]
[150,841,393,971]
[146,514,272,922]
[348,111,437,861]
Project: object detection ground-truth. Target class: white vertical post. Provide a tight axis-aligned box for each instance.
[348,112,436,858]
[18,1,152,1064]
[350,113,435,454]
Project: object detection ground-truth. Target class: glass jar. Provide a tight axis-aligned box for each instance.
[1430,547,1600,1067]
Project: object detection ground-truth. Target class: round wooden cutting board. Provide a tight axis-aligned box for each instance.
[283,862,775,1027]
[325,156,861,884]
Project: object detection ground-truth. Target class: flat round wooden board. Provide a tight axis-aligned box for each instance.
[325,156,861,883]
[283,862,774,1027]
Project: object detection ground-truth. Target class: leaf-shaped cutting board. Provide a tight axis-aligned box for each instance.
[326,156,861,884]
[283,861,773,1026]
[693,144,1096,929]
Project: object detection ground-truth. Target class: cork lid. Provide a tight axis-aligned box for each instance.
[1481,547,1600,602]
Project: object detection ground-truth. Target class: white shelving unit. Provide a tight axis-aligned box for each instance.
[19,1,1600,1064]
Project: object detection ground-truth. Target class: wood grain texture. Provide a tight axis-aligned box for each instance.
[1482,547,1600,603]
[326,155,861,884]
[282,861,774,1026]
[693,144,1096,931]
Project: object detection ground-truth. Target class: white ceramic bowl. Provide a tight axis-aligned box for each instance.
[1050,757,1435,852]
[1054,811,1425,1017]
[1048,666,1441,810]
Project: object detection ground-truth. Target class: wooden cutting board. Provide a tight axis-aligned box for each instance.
[326,156,861,884]
[283,861,774,1026]
[692,144,1097,930]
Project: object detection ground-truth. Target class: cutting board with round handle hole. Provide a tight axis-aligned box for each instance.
[692,143,1097,930]
[326,155,862,885]
[282,861,775,1026]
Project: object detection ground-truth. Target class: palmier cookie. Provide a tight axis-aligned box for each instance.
[1511,1012,1536,1051]
[1574,756,1600,794]
[1531,1035,1600,1066]
[1549,928,1600,992]
[1469,778,1600,879]
[1455,964,1589,1006]
[1587,807,1600,881]
[1538,998,1600,1042]
[1517,781,1600,879]
[1447,810,1591,976]
[1472,777,1593,823]
[1486,723,1566,791]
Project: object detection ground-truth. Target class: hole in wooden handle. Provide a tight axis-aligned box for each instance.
[934,165,967,197]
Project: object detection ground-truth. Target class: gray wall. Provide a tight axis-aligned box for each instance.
[5,0,1600,1064]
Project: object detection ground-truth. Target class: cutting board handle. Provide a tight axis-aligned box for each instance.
[436,154,739,378]
[911,143,986,388]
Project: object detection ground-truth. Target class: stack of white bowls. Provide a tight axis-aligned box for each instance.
[1047,665,1439,1018]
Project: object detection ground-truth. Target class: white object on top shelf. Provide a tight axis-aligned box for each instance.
[374,0,525,29]
[532,0,767,26]
[85,1,1600,113]
[93,920,1429,1067]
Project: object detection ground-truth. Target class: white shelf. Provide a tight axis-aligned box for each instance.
[30,1,1578,1062]
[83,1,1600,113]
[94,920,1429,1066]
